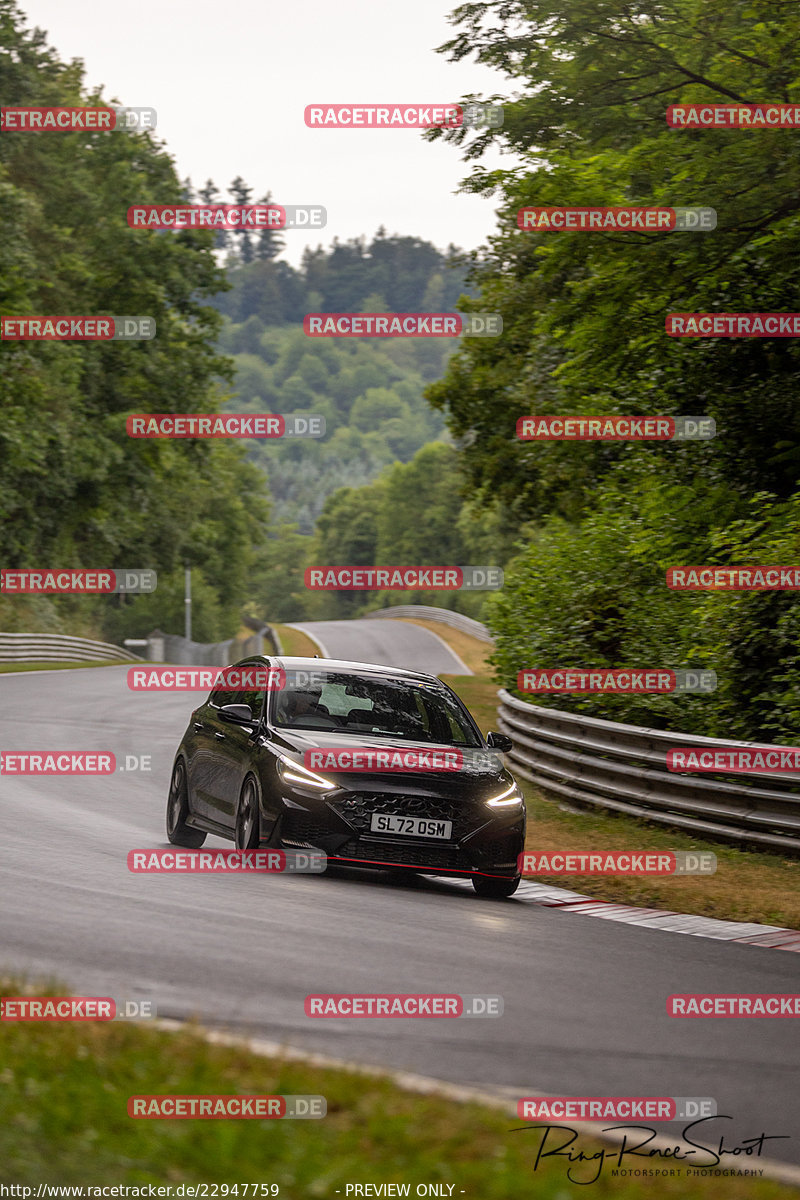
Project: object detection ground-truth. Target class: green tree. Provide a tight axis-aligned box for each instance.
[0,1,270,640]
[229,175,254,264]
[247,524,314,623]
[255,190,285,262]
[198,178,228,252]
[307,484,384,618]
[427,0,800,520]
[420,0,800,738]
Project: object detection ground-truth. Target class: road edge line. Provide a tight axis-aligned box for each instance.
[146,1017,800,1188]
[393,618,473,676]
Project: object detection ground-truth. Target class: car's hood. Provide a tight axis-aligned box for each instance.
[270,727,509,793]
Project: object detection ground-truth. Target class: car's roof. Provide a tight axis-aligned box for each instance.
[243,653,444,687]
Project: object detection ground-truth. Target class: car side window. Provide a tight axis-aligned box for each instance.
[444,711,469,744]
[209,681,237,709]
[234,682,265,721]
[413,691,433,735]
[209,663,265,720]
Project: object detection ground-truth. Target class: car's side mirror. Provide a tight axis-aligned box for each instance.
[219,703,255,725]
[486,731,513,752]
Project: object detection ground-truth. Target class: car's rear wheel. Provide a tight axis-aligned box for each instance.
[472,873,520,899]
[234,775,260,850]
[166,759,206,847]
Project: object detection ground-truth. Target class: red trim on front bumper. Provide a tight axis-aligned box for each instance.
[327,854,516,880]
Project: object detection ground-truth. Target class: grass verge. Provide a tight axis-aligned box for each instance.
[514,789,800,928]
[0,980,794,1197]
[273,624,323,658]
[0,660,126,674]
[396,617,492,676]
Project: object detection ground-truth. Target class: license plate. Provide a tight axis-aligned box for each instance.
[370,813,452,839]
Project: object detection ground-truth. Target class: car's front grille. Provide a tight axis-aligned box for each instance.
[330,793,485,841]
[333,839,472,871]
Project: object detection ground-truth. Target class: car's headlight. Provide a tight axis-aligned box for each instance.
[276,753,336,793]
[485,781,524,808]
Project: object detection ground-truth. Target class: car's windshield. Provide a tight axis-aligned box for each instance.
[270,670,482,746]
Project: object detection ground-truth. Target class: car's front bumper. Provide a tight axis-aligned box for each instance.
[276,791,524,879]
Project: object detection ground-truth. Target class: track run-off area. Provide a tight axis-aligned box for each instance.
[2,619,798,1172]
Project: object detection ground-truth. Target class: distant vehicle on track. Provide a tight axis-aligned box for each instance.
[166,655,525,898]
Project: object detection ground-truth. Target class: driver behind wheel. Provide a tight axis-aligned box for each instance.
[277,683,330,724]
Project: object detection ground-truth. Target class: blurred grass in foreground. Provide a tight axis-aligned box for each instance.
[0,979,794,1197]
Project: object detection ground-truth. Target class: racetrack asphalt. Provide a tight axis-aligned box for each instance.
[1,640,798,1167]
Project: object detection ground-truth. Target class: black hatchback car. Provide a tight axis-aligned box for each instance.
[166,656,526,897]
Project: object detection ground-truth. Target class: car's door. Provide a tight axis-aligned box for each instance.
[186,674,240,820]
[203,663,268,827]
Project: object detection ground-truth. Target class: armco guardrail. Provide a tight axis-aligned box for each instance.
[365,605,494,644]
[143,628,267,666]
[497,689,800,853]
[243,616,280,655]
[0,632,140,663]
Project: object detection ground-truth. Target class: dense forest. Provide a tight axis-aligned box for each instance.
[3,0,800,743]
[0,2,271,644]
[244,0,800,742]
[213,231,469,531]
[423,0,800,741]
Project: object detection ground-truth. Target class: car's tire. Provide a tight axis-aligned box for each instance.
[166,759,206,847]
[234,775,261,850]
[472,873,521,899]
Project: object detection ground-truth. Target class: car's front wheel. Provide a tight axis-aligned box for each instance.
[472,873,521,899]
[166,759,206,847]
[234,775,261,850]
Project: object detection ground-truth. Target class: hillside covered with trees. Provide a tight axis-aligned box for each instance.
[210,227,474,530]
[6,0,800,746]
[0,2,270,644]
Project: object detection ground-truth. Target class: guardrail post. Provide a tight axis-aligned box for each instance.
[146,629,165,662]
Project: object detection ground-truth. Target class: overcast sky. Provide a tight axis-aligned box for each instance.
[19,0,515,266]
